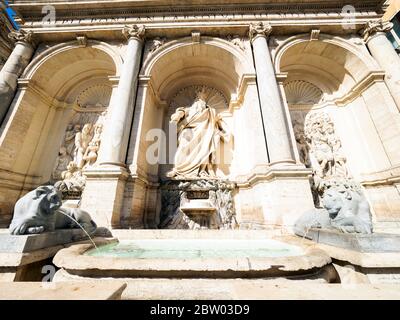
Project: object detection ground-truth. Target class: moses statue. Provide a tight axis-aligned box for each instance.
[167,89,230,179]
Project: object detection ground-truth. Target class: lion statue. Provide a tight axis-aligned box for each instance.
[294,183,373,236]
[9,185,97,235]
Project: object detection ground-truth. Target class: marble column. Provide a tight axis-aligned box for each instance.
[98,24,145,166]
[0,30,35,124]
[249,22,295,165]
[362,20,400,112]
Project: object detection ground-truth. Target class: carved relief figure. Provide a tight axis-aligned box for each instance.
[304,112,348,180]
[52,147,72,181]
[292,120,310,166]
[292,112,353,207]
[167,89,231,179]
[55,161,86,192]
[227,35,245,51]
[82,124,102,168]
[52,115,105,194]
[64,124,80,155]
[74,123,93,169]
[149,37,166,53]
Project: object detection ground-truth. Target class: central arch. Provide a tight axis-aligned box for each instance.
[122,37,260,228]
[142,36,254,101]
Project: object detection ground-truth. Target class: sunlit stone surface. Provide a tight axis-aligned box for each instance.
[1,0,400,299]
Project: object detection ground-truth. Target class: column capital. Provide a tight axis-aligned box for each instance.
[122,24,146,42]
[361,20,393,42]
[8,29,35,47]
[249,22,273,42]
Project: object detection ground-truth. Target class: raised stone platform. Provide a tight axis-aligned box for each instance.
[303,228,400,253]
[52,273,400,300]
[0,228,113,281]
[0,229,99,253]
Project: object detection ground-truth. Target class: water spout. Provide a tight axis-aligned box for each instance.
[58,210,99,251]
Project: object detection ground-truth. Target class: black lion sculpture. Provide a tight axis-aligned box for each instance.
[9,185,97,235]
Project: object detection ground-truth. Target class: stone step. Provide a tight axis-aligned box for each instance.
[52,272,400,300]
[0,281,127,300]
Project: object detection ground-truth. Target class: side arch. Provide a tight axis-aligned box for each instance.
[274,33,380,77]
[23,40,122,79]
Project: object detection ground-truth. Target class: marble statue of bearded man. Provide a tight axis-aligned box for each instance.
[167,91,230,179]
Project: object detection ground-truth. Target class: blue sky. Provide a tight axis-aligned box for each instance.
[4,0,19,29]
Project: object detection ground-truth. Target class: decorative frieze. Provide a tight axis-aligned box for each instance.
[12,1,383,25]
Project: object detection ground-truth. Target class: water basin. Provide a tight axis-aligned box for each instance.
[85,239,304,259]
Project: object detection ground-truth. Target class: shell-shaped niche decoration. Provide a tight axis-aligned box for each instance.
[170,85,228,111]
[76,84,112,110]
[284,80,324,105]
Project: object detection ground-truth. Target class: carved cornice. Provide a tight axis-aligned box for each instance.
[249,22,272,42]
[17,78,70,110]
[0,168,42,191]
[235,165,311,189]
[230,73,257,110]
[9,1,387,22]
[335,71,386,106]
[122,24,146,41]
[8,29,35,47]
[360,165,400,187]
[361,20,393,42]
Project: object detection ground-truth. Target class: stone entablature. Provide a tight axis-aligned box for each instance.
[9,0,387,18]
[8,0,387,42]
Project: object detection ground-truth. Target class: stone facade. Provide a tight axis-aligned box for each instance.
[0,0,399,233]
[0,3,15,71]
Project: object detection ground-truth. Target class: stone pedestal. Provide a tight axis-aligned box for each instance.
[300,228,400,253]
[159,179,237,230]
[298,229,400,284]
[235,167,315,232]
[79,167,129,229]
[0,229,111,281]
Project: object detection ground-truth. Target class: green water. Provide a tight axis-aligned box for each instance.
[86,239,303,259]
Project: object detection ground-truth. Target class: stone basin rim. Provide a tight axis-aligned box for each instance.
[52,237,332,276]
